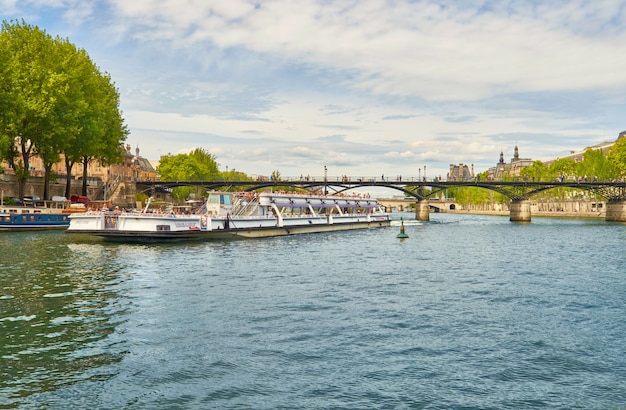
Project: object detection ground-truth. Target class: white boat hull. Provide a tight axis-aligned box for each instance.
[67,192,391,241]
[68,216,389,241]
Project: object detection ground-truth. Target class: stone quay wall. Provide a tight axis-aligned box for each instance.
[457,199,606,218]
[0,174,100,200]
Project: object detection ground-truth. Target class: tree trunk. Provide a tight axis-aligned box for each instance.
[64,158,74,199]
[17,138,32,200]
[43,163,53,200]
[81,157,89,196]
[15,162,27,201]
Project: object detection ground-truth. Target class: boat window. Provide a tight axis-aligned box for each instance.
[221,195,231,205]
[3,217,9,222]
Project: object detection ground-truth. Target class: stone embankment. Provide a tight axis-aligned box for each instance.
[455,209,604,219]
[455,200,606,219]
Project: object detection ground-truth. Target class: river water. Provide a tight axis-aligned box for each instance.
[1,213,625,409]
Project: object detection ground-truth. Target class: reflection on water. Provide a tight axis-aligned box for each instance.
[0,233,126,405]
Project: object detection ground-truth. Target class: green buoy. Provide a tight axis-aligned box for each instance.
[397,217,409,239]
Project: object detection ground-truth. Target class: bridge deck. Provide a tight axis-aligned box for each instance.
[136,179,626,201]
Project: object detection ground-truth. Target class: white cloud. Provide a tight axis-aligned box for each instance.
[105,0,626,100]
[384,151,418,159]
[4,0,625,179]
[0,0,18,13]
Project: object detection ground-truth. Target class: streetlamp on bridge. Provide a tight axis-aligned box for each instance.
[324,165,328,195]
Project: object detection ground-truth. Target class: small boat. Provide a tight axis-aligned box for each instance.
[66,191,391,241]
[0,199,73,231]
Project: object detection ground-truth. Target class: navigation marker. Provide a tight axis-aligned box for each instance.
[397,217,409,239]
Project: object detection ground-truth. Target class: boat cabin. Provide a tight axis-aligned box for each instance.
[206,192,233,216]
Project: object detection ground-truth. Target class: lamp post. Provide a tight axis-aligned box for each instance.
[418,168,421,182]
[424,165,427,182]
[324,165,328,195]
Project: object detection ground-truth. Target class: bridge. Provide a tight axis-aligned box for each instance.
[136,179,626,223]
[376,197,459,213]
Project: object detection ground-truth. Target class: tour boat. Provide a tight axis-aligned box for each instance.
[66,191,391,241]
[0,199,73,231]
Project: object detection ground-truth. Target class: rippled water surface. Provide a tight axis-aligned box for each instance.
[1,213,625,409]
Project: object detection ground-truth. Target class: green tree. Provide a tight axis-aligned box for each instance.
[0,32,14,168]
[578,148,616,181]
[157,148,220,200]
[0,21,54,198]
[75,70,127,197]
[49,42,128,197]
[0,20,127,199]
[548,158,577,180]
[0,134,14,170]
[220,169,248,181]
[34,38,81,199]
[520,160,548,182]
[608,136,626,178]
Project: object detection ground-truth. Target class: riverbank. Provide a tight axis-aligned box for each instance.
[445,199,608,219]
[449,209,605,219]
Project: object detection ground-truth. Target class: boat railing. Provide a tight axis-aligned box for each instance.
[231,196,260,217]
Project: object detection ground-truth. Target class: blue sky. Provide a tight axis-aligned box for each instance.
[2,0,626,180]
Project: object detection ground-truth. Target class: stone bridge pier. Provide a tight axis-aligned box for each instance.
[606,200,626,222]
[416,199,430,221]
[509,200,532,222]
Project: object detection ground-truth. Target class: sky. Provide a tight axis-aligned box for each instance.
[2,0,626,181]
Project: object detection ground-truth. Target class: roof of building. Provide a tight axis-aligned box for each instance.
[543,135,620,165]
[135,157,155,172]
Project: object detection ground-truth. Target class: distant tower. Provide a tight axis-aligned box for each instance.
[499,150,505,164]
[514,144,519,161]
[135,145,140,157]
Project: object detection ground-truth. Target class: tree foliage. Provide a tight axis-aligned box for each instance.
[221,169,252,182]
[608,136,626,178]
[578,148,615,181]
[0,20,127,199]
[158,148,219,181]
[547,158,577,180]
[520,160,548,181]
[157,148,220,200]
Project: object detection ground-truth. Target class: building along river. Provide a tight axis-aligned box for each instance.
[1,213,625,409]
